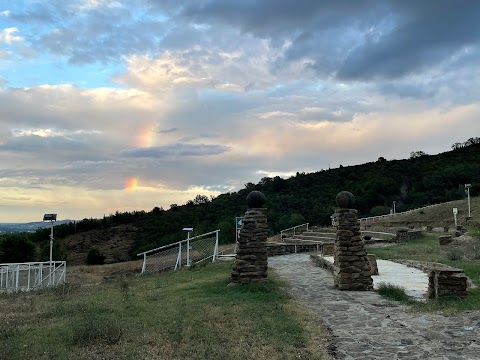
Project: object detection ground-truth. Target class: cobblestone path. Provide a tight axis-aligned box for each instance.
[269,254,480,360]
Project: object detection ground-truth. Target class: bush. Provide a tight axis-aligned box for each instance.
[85,247,106,265]
[369,205,390,217]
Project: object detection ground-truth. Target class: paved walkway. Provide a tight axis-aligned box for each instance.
[269,254,480,360]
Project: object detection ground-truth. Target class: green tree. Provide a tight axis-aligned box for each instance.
[85,247,106,265]
[0,233,36,262]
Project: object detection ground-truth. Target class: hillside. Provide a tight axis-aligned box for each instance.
[2,141,480,264]
[367,196,480,229]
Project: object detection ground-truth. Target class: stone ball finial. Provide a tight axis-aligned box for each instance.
[336,191,355,208]
[246,191,266,208]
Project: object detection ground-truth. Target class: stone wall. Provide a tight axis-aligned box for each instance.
[267,243,321,256]
[395,228,422,242]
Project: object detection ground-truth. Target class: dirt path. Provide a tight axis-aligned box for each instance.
[269,254,480,360]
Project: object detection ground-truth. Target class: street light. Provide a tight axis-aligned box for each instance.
[43,213,57,285]
[183,227,193,266]
[465,184,471,218]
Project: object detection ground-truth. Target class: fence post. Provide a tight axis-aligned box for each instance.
[186,236,190,267]
[142,253,147,274]
[175,242,182,270]
[15,265,19,292]
[213,231,219,263]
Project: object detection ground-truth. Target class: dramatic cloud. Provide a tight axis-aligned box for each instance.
[0,0,479,222]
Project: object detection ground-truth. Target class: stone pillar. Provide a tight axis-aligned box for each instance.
[230,191,268,284]
[334,191,373,291]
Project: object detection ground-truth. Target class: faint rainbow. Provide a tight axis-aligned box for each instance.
[125,177,138,192]
[136,123,157,148]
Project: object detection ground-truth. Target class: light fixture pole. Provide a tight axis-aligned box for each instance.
[183,227,193,266]
[43,214,57,285]
[465,184,471,218]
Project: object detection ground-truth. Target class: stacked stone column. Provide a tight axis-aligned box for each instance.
[334,191,373,291]
[230,191,268,284]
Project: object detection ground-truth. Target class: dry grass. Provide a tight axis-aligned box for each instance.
[374,196,479,229]
[62,224,139,265]
[0,262,334,360]
[67,259,143,285]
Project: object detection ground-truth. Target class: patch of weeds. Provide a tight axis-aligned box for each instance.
[67,312,125,346]
[377,283,412,303]
[118,275,130,302]
[445,247,464,261]
[0,319,18,359]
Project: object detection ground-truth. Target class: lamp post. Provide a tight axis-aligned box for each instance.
[183,227,193,266]
[465,184,471,218]
[393,201,396,215]
[43,213,57,285]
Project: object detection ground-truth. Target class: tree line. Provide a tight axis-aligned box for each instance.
[1,139,479,263]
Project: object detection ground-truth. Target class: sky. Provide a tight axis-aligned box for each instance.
[1,0,480,223]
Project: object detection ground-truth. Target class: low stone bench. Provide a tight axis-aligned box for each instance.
[396,228,422,242]
[392,259,469,299]
[439,235,453,246]
[428,267,468,298]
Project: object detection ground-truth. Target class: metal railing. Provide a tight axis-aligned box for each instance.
[137,230,220,274]
[358,201,456,223]
[280,223,309,239]
[0,261,67,293]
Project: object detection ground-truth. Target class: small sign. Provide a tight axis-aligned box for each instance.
[235,217,244,241]
[453,208,458,215]
[235,217,244,229]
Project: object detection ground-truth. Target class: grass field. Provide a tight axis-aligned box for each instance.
[369,234,480,313]
[375,196,480,228]
[0,262,333,360]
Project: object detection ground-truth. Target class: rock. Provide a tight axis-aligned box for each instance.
[246,191,266,208]
[335,191,355,208]
[439,235,453,246]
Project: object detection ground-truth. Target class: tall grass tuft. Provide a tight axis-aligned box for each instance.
[377,282,411,303]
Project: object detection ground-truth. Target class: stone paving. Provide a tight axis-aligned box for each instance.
[269,254,480,360]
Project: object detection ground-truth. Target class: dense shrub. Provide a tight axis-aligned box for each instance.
[85,247,106,265]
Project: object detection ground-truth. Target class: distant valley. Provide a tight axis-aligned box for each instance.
[0,220,75,235]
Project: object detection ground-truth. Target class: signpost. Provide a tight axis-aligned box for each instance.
[453,208,458,227]
[235,217,244,241]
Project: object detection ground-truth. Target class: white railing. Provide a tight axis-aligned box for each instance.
[0,261,67,293]
[358,201,457,223]
[137,230,220,274]
[280,223,309,239]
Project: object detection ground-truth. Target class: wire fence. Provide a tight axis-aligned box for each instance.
[0,261,66,293]
[138,230,220,274]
